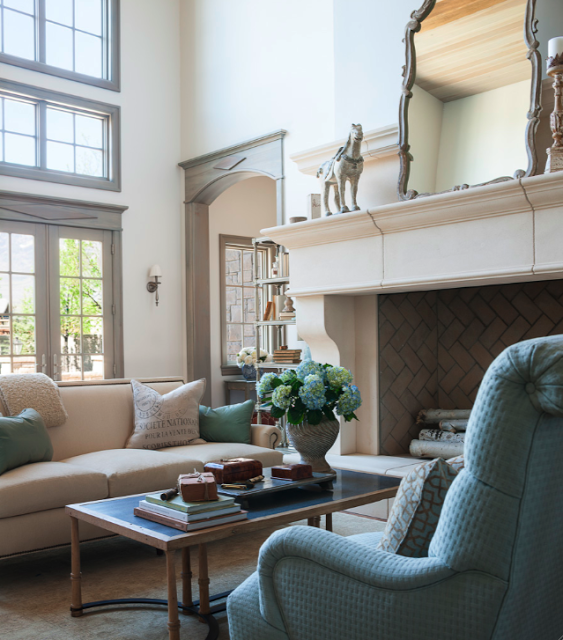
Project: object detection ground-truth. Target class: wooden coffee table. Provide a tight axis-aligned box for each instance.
[65,469,400,640]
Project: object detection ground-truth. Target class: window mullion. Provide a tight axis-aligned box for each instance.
[37,0,46,64]
[38,101,46,169]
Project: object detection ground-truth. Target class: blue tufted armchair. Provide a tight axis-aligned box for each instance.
[227,335,563,640]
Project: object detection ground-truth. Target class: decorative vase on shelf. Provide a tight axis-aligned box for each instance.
[241,364,257,381]
[287,418,340,474]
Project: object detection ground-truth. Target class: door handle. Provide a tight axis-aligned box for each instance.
[53,354,59,380]
[41,354,47,374]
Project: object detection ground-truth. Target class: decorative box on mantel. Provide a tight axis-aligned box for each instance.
[263,171,563,458]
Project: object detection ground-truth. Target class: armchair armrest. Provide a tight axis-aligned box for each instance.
[251,424,281,449]
[258,526,459,633]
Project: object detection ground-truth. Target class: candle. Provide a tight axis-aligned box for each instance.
[548,37,563,59]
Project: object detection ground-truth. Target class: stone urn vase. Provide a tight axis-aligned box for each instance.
[287,418,339,473]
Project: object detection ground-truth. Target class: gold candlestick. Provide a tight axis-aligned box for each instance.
[545,53,563,173]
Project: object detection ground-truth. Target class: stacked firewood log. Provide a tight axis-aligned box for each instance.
[409,409,471,459]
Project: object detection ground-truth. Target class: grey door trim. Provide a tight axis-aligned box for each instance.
[180,131,286,404]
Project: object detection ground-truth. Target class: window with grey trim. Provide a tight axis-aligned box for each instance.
[220,235,269,373]
[0,80,120,190]
[0,0,119,91]
[0,216,123,380]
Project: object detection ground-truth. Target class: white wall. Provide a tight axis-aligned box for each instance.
[435,80,530,191]
[0,0,185,379]
[332,0,414,138]
[179,0,335,220]
[208,177,277,407]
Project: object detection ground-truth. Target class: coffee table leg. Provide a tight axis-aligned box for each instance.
[181,546,193,609]
[326,513,333,532]
[70,517,83,617]
[308,516,321,527]
[166,550,181,640]
[198,543,210,616]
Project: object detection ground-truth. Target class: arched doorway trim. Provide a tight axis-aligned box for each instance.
[179,130,286,401]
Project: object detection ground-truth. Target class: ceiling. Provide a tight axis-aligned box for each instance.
[415,0,530,102]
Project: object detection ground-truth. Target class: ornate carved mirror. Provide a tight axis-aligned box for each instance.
[398,0,541,200]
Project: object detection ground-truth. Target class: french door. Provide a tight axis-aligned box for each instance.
[0,220,118,381]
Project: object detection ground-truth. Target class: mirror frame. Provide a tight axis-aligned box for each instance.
[397,0,542,201]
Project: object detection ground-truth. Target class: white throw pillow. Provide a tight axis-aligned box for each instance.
[126,379,206,450]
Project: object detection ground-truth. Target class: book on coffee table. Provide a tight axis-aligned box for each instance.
[145,492,235,514]
[134,506,248,532]
[138,499,242,522]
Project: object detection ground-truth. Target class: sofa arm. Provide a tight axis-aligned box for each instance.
[251,424,282,449]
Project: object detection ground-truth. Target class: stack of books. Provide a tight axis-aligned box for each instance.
[273,348,302,364]
[134,493,247,532]
[279,310,295,320]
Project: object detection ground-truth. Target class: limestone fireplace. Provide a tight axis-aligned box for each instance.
[264,171,563,458]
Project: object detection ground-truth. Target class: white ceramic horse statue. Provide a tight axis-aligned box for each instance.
[317,124,364,215]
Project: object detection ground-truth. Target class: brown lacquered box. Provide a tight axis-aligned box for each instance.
[204,458,263,484]
[178,472,218,502]
[271,464,313,480]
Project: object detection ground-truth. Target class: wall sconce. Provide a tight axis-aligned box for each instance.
[147,265,162,306]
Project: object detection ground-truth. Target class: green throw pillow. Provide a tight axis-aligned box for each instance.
[0,409,53,475]
[199,400,254,444]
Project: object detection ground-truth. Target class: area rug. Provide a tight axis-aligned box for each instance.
[0,512,385,640]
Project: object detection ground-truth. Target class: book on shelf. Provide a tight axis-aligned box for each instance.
[263,301,274,321]
[273,359,301,364]
[138,500,242,522]
[134,506,248,532]
[279,313,295,320]
[145,492,236,514]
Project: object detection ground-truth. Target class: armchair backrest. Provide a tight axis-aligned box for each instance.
[429,335,563,639]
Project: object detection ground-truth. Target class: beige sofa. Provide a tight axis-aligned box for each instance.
[0,377,283,557]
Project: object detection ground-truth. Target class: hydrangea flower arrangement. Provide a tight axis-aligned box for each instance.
[258,361,362,425]
[236,347,272,368]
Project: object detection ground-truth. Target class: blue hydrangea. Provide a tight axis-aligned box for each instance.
[326,366,353,389]
[280,369,297,383]
[272,384,292,410]
[336,384,362,416]
[257,372,278,397]
[298,374,326,410]
[296,360,325,382]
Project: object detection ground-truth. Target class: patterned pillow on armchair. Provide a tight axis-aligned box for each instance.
[446,454,465,472]
[378,458,458,557]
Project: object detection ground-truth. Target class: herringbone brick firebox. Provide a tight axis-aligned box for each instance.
[379,279,563,455]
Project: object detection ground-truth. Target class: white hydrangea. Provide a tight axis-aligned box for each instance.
[236,346,271,368]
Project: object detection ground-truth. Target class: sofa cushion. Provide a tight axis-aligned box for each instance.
[62,449,203,497]
[127,379,206,450]
[0,461,107,519]
[199,400,254,444]
[0,409,53,475]
[378,458,458,557]
[160,442,284,468]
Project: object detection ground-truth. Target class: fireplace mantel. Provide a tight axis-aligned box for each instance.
[264,170,563,460]
[264,171,563,298]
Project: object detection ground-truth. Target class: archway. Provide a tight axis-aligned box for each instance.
[179,130,286,404]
